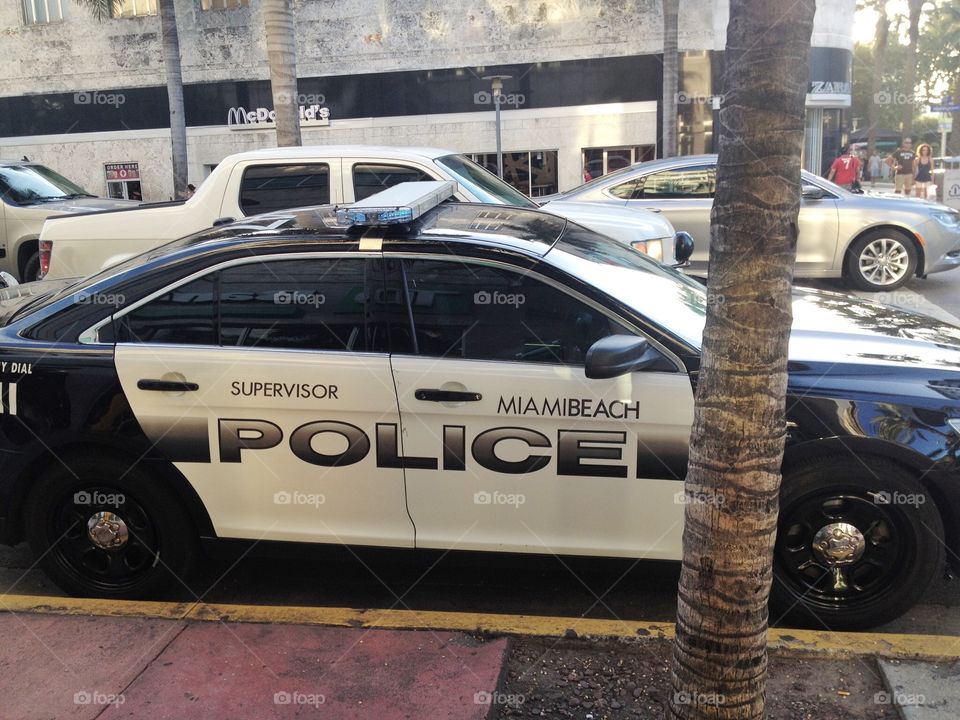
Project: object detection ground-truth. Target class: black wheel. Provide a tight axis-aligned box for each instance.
[24,456,197,599]
[771,456,944,630]
[844,230,917,292]
[21,251,41,283]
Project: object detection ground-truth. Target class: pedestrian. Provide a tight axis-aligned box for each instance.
[914,143,933,199]
[886,137,916,196]
[868,152,882,187]
[826,146,861,191]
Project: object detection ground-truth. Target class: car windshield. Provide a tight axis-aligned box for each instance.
[803,171,848,196]
[546,226,707,348]
[435,154,538,208]
[0,164,91,205]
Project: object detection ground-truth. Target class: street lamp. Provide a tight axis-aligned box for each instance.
[482,75,513,179]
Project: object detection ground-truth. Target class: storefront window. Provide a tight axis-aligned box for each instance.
[468,150,559,197]
[21,0,63,24]
[580,146,654,181]
[105,163,142,201]
[111,0,157,17]
[677,51,716,155]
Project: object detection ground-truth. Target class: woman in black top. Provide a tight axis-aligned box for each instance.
[914,143,933,198]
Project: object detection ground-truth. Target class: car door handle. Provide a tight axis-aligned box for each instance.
[137,379,200,392]
[414,389,482,402]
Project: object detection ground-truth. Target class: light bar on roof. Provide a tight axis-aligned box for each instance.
[336,180,458,226]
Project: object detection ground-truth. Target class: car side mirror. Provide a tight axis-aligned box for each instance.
[585,335,659,379]
[0,271,19,289]
[672,231,694,267]
[802,185,825,200]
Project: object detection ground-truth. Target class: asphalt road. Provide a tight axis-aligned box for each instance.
[1,272,959,637]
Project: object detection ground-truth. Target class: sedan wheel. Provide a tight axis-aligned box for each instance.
[846,231,917,292]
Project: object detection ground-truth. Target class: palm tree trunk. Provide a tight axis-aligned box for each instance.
[668,0,815,718]
[867,2,889,157]
[902,0,925,137]
[158,0,188,197]
[661,0,679,158]
[263,0,302,147]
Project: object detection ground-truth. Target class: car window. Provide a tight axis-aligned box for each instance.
[639,165,716,199]
[239,164,330,215]
[352,163,433,201]
[400,258,637,365]
[0,164,90,205]
[219,259,372,352]
[609,178,642,199]
[114,258,383,352]
[114,275,217,345]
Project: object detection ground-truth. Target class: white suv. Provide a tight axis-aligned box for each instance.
[40,146,690,280]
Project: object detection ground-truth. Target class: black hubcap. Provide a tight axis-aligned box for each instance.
[777,491,910,609]
[50,486,159,591]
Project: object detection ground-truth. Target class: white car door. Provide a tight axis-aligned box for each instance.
[112,254,414,548]
[389,255,692,559]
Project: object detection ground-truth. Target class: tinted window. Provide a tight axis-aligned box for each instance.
[352,164,432,201]
[117,275,217,345]
[219,259,372,351]
[401,259,634,365]
[239,164,330,215]
[639,165,716,199]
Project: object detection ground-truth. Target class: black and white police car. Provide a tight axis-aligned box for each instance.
[1,182,959,630]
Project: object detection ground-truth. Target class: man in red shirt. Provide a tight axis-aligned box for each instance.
[826,146,861,190]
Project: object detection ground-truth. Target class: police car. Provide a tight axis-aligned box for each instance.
[1,182,958,630]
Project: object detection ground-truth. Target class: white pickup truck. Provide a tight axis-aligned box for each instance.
[41,146,691,280]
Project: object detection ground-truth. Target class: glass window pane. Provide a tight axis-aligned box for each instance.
[582,148,603,181]
[641,165,716,199]
[500,152,531,195]
[352,164,433,201]
[607,149,633,174]
[239,164,330,215]
[529,151,558,197]
[118,275,217,345]
[402,259,634,365]
[219,259,371,352]
[609,179,642,200]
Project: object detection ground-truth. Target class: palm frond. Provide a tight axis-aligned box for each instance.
[72,0,119,21]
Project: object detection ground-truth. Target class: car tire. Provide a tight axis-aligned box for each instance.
[844,230,917,292]
[24,456,197,599]
[21,251,41,283]
[770,456,944,630]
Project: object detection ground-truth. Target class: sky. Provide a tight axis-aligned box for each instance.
[853,0,927,46]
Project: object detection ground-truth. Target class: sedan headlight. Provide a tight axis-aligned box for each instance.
[932,211,960,228]
[631,238,664,262]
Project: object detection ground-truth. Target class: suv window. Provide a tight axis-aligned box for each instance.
[400,259,636,365]
[239,164,330,215]
[116,258,382,352]
[353,164,433,201]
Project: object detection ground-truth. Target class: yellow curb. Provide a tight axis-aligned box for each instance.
[3,594,960,662]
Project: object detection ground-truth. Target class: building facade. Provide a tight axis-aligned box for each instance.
[1,0,854,201]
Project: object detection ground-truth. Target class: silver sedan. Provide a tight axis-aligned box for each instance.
[543,154,960,291]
